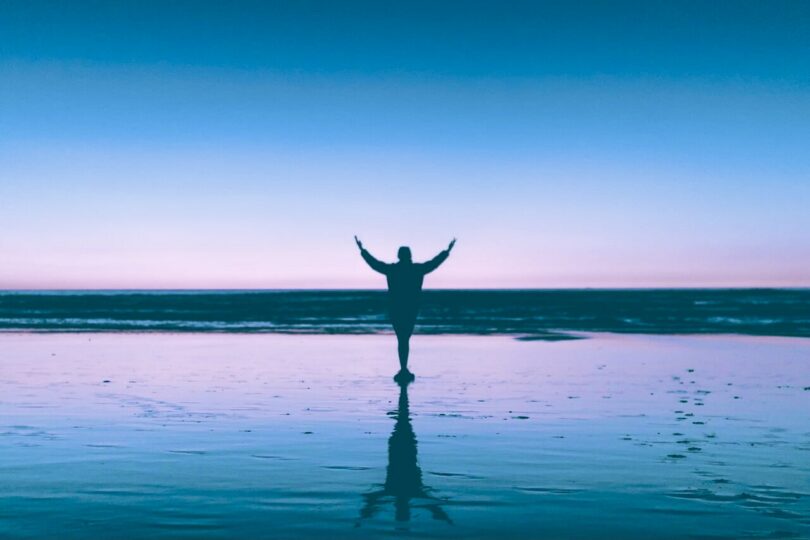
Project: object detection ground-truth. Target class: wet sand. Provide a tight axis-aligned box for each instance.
[1,333,809,539]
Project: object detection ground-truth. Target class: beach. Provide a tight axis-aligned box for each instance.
[1,332,808,539]
[6,1,809,538]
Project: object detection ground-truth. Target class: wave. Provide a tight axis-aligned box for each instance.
[0,289,808,338]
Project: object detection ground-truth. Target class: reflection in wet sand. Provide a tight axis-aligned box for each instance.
[359,380,452,527]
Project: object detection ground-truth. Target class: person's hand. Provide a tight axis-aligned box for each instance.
[354,235,364,250]
[448,238,456,251]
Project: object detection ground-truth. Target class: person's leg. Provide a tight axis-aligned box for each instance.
[396,329,410,370]
[391,310,416,378]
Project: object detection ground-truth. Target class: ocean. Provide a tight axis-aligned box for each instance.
[0,289,808,338]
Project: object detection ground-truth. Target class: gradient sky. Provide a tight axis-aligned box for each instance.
[1,1,809,288]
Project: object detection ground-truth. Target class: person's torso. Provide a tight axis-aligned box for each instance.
[385,263,424,304]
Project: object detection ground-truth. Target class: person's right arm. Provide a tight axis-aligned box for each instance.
[355,236,389,274]
[420,238,456,274]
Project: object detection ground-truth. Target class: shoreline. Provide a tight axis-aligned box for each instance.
[2,328,810,342]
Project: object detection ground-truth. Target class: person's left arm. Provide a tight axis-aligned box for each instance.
[355,236,390,274]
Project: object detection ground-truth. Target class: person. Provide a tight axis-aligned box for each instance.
[355,235,455,381]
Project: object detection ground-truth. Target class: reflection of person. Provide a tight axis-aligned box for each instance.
[355,236,455,380]
[358,380,451,525]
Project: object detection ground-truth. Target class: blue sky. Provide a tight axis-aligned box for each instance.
[1,1,809,288]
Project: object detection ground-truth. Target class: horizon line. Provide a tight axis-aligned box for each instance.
[1,287,809,293]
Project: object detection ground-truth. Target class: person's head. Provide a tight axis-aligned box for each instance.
[397,246,412,263]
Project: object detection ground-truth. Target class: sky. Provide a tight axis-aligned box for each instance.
[1,1,809,289]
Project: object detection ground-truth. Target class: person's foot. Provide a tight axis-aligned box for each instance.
[393,369,415,383]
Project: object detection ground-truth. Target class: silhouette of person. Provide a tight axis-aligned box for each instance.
[355,236,455,380]
[358,379,452,526]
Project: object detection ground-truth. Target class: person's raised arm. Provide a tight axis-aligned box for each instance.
[355,236,390,274]
[421,238,456,274]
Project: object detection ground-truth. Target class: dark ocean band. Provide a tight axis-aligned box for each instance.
[0,289,808,339]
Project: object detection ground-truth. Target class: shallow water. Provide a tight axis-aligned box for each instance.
[1,333,809,539]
